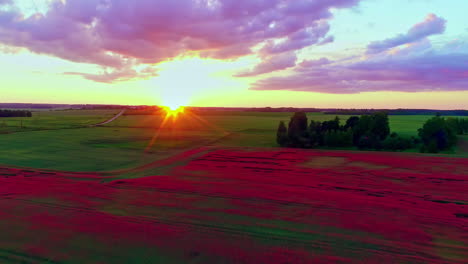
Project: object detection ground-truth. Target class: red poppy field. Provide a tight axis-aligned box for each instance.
[0,148,467,263]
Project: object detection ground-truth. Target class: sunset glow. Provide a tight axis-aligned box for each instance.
[162,105,185,118]
[0,0,467,109]
[0,1,467,263]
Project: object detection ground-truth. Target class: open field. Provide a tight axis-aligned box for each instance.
[0,147,466,263]
[0,110,119,133]
[0,110,467,263]
[0,110,466,172]
[108,111,441,137]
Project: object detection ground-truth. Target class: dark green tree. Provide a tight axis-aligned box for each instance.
[276,121,288,146]
[418,116,457,153]
[446,117,468,135]
[288,112,309,147]
[370,112,390,140]
[382,132,412,151]
[308,120,321,147]
[324,130,353,147]
[352,115,372,145]
[344,116,360,130]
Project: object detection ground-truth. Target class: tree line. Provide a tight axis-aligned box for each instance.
[418,116,467,153]
[323,109,468,116]
[277,112,468,153]
[0,109,32,117]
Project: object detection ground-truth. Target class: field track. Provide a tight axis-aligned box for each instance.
[0,148,467,263]
[91,109,126,126]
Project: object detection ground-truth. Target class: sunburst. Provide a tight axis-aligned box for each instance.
[162,105,185,118]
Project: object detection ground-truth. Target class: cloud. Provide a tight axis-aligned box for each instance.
[235,52,297,77]
[317,35,334,46]
[0,0,360,82]
[65,66,158,83]
[298,57,332,68]
[251,37,468,93]
[0,0,12,5]
[259,21,332,54]
[367,13,446,54]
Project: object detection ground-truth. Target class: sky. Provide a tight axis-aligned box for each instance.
[0,0,467,109]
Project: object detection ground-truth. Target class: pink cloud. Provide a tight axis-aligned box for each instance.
[259,21,332,54]
[235,52,297,77]
[298,58,332,68]
[0,0,359,82]
[64,66,158,83]
[367,13,446,54]
[252,34,468,93]
[251,13,467,94]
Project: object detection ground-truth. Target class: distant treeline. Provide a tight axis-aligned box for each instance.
[0,109,32,117]
[124,106,162,115]
[1,104,466,115]
[323,109,468,116]
[0,103,71,109]
[277,112,468,153]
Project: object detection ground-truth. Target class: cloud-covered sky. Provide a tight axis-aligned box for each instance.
[1,0,467,108]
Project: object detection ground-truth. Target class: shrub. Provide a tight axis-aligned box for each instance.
[418,116,457,153]
[382,133,412,151]
[324,130,353,147]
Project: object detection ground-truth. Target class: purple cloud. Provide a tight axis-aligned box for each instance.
[260,21,332,54]
[0,0,360,82]
[298,58,332,68]
[65,66,158,83]
[367,13,446,54]
[235,52,297,77]
[251,13,467,94]
[252,37,468,93]
[0,0,12,5]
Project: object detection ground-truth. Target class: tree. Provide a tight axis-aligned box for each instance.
[446,117,468,135]
[344,116,360,130]
[324,130,353,147]
[0,109,32,118]
[276,111,416,151]
[352,115,372,145]
[370,112,390,140]
[418,116,457,153]
[382,132,412,151]
[308,120,321,147]
[276,121,288,146]
[288,112,309,147]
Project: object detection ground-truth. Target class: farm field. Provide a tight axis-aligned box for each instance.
[0,110,119,133]
[0,147,466,263]
[0,109,466,172]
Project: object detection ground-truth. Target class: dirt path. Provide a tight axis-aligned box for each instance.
[106,131,234,177]
[91,109,126,127]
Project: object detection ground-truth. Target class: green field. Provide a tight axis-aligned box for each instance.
[0,109,466,172]
[0,110,119,133]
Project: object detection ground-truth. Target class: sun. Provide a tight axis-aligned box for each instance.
[162,105,185,118]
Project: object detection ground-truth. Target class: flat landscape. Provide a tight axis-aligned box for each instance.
[1,147,466,263]
[2,1,468,263]
[0,109,467,263]
[1,110,466,172]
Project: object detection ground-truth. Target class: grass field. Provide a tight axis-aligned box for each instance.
[0,110,119,133]
[0,148,466,263]
[0,109,466,172]
[0,109,467,263]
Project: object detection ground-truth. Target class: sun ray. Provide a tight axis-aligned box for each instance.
[185,110,229,135]
[144,113,172,152]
